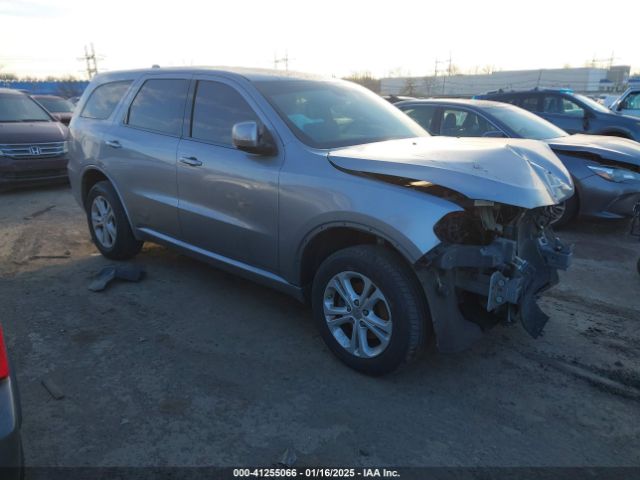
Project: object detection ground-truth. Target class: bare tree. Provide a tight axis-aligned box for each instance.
[344,71,381,93]
[401,77,418,96]
[482,65,495,75]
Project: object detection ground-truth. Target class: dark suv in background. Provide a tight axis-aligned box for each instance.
[478,89,640,142]
[0,88,69,190]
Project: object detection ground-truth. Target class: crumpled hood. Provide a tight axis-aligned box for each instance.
[328,137,573,209]
[547,134,640,167]
[0,121,68,144]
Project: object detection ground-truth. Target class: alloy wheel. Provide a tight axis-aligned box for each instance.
[323,271,393,358]
[91,195,117,249]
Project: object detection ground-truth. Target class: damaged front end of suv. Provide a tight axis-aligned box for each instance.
[418,200,572,352]
[329,137,575,352]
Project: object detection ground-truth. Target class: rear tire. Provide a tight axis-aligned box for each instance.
[311,245,429,375]
[85,181,142,260]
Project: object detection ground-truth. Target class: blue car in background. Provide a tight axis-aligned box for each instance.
[396,98,640,226]
[476,89,640,142]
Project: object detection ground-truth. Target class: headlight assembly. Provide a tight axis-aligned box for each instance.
[587,165,640,183]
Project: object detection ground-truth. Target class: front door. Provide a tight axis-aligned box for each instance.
[176,77,282,272]
[539,94,586,134]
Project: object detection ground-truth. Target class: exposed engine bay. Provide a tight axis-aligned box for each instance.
[327,136,576,352]
[417,202,572,352]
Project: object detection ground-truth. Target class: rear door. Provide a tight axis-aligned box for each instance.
[176,76,282,272]
[100,75,191,239]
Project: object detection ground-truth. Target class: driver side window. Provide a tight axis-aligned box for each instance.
[543,95,584,116]
[440,108,496,137]
[403,106,437,134]
[191,81,259,146]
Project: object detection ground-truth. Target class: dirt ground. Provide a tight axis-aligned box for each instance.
[1,185,639,468]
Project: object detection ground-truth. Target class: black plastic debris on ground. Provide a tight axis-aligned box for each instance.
[41,378,64,400]
[88,264,145,292]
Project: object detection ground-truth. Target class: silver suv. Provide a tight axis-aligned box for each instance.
[68,67,573,375]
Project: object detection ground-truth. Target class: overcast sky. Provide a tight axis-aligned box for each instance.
[1,0,638,79]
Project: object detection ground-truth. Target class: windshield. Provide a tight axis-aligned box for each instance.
[486,104,568,140]
[255,80,427,149]
[0,93,52,122]
[574,93,611,113]
[35,96,75,113]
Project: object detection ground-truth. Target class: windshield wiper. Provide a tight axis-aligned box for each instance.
[20,119,49,122]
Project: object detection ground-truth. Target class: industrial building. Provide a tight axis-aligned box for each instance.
[380,65,631,97]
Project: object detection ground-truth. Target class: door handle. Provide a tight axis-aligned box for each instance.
[105,140,122,149]
[179,156,203,167]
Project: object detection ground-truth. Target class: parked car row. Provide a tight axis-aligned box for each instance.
[476,88,640,142]
[1,67,639,377]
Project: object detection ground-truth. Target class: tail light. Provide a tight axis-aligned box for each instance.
[0,325,9,379]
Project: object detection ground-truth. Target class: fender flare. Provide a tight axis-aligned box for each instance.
[80,165,139,239]
[296,219,418,267]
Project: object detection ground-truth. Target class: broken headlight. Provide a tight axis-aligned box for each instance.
[434,204,522,245]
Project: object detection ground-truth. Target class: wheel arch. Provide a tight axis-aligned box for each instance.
[297,222,428,300]
[80,166,138,237]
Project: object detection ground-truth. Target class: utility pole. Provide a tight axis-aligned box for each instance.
[442,52,452,95]
[79,44,99,79]
[274,50,289,71]
[434,57,447,96]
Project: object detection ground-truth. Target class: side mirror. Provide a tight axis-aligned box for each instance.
[482,130,506,138]
[232,121,276,155]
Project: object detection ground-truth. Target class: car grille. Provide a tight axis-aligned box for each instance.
[0,142,67,159]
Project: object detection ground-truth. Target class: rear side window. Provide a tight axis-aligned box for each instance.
[127,79,189,136]
[520,96,541,112]
[191,81,259,146]
[402,106,438,133]
[81,81,132,120]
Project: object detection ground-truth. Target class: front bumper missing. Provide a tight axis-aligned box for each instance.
[416,216,573,353]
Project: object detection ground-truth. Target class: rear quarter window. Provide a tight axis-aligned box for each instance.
[80,81,132,120]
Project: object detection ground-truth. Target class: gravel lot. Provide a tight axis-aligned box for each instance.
[1,185,639,468]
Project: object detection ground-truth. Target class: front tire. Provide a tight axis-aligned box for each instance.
[85,181,143,260]
[312,245,429,375]
[548,192,579,229]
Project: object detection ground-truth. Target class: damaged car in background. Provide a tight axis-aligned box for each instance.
[396,99,640,226]
[68,68,573,374]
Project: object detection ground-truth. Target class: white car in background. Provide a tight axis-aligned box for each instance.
[609,87,640,118]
